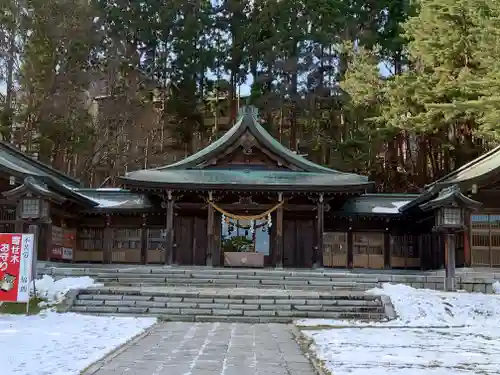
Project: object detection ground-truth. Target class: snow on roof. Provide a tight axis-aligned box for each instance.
[372,200,412,214]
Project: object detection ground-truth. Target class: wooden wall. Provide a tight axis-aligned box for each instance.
[283,218,315,268]
[66,209,444,269]
[466,190,500,267]
[174,216,207,266]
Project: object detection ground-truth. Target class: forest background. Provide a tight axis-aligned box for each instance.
[1,0,500,190]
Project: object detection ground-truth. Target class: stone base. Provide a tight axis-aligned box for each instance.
[224,252,264,268]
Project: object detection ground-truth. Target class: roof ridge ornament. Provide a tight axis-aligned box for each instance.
[439,184,460,197]
[238,105,259,118]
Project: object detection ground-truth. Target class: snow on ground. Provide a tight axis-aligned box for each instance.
[307,325,500,375]
[0,311,156,375]
[0,275,156,375]
[33,275,103,305]
[297,283,500,328]
[299,283,500,375]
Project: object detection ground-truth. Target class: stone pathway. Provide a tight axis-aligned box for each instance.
[85,322,317,375]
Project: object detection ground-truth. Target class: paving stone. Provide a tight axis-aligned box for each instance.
[84,322,316,375]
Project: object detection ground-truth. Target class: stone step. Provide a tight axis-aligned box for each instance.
[44,270,379,283]
[73,303,382,315]
[96,278,378,290]
[101,283,373,291]
[67,286,387,322]
[78,287,381,300]
[74,296,382,310]
[70,306,385,321]
[70,312,387,324]
[49,271,380,282]
[94,274,380,283]
[42,267,381,281]
[78,293,379,305]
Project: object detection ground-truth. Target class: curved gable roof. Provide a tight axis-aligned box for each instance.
[0,141,82,187]
[151,106,362,176]
[426,145,500,188]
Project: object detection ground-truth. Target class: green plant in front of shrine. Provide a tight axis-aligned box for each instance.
[222,236,254,253]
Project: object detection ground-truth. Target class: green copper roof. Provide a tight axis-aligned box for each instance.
[419,185,482,212]
[157,106,344,173]
[122,169,371,191]
[120,106,370,189]
[427,145,500,188]
[340,194,419,215]
[148,106,363,178]
[0,141,81,187]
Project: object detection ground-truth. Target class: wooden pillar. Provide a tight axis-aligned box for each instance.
[15,201,23,233]
[464,211,471,266]
[445,233,457,291]
[103,214,112,264]
[275,192,284,269]
[315,193,324,268]
[44,202,53,261]
[347,221,353,269]
[44,221,53,261]
[384,231,391,269]
[443,232,448,269]
[164,191,174,265]
[207,191,214,267]
[140,214,148,265]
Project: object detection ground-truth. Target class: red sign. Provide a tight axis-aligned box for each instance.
[51,247,73,261]
[51,227,75,261]
[0,233,34,303]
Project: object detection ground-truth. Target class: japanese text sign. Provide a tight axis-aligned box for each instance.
[0,234,34,303]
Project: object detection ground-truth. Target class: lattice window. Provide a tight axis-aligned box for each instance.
[112,228,141,249]
[21,199,40,218]
[390,234,418,258]
[78,228,104,250]
[471,214,500,266]
[324,232,347,255]
[147,228,164,250]
[0,204,16,221]
[353,232,384,255]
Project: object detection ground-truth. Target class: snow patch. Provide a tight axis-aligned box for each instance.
[492,280,500,294]
[300,284,500,374]
[298,284,500,375]
[305,325,500,375]
[0,311,156,375]
[297,283,500,328]
[32,275,102,305]
[372,200,411,214]
[369,283,500,327]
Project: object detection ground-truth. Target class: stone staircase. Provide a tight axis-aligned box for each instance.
[67,286,388,323]
[42,265,397,322]
[44,266,381,291]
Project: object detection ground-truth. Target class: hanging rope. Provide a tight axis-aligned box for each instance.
[208,200,284,221]
[226,218,268,230]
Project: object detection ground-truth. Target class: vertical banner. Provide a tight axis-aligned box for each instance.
[0,233,34,303]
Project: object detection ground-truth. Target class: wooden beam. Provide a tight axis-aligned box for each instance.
[174,202,317,212]
[275,192,284,268]
[207,191,215,267]
[163,191,175,265]
[316,193,324,268]
[51,207,80,219]
[141,214,148,265]
[103,215,112,264]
